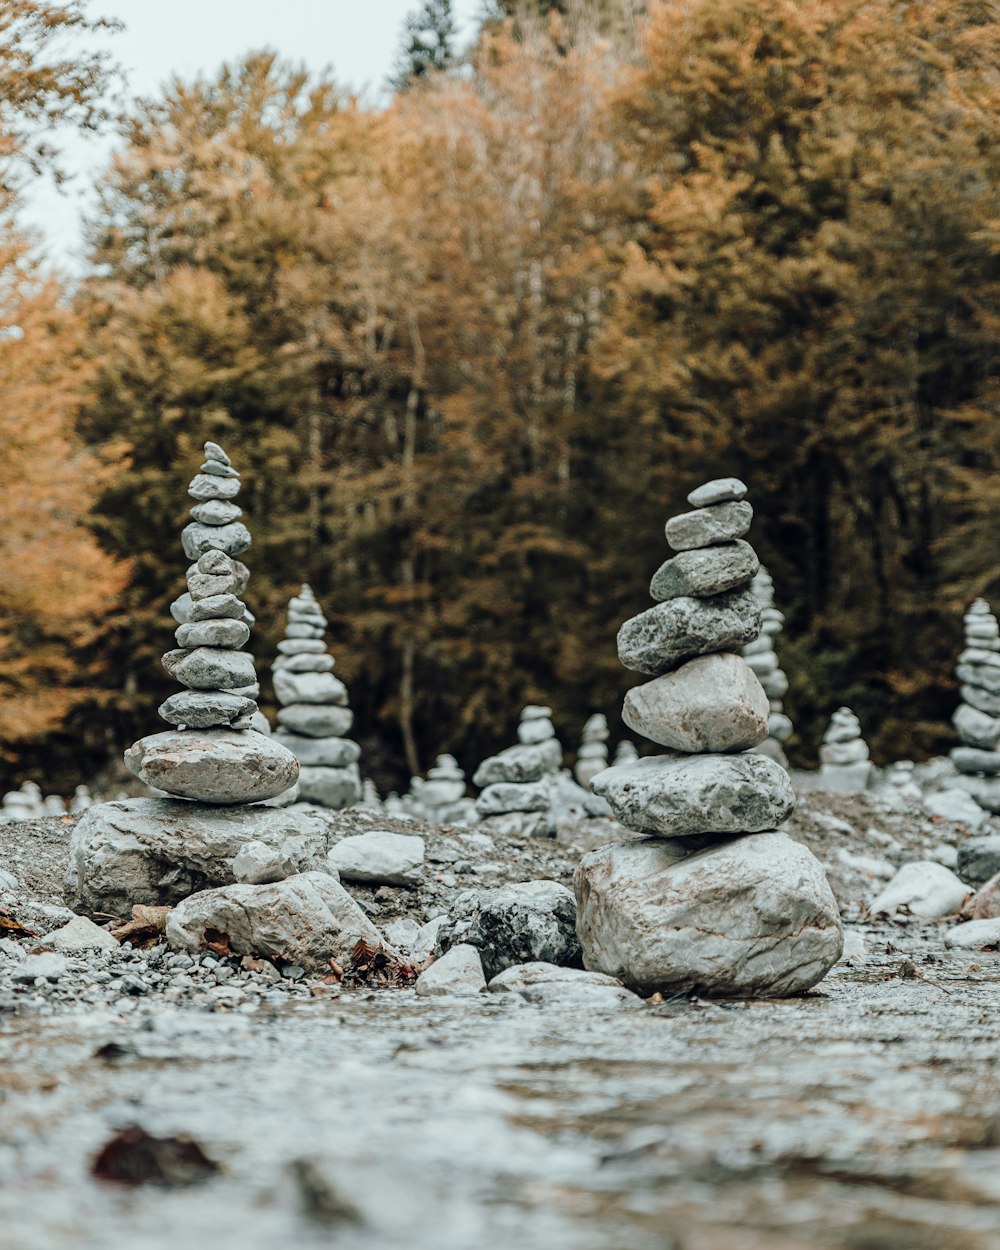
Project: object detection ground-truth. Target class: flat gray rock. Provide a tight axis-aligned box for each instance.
[189,593,245,622]
[435,880,581,981]
[951,746,1000,775]
[686,477,748,508]
[415,944,485,998]
[125,728,299,804]
[273,670,348,707]
[575,832,843,998]
[871,862,968,918]
[957,662,1000,695]
[63,797,334,915]
[272,733,361,768]
[328,831,425,886]
[665,500,753,552]
[188,569,241,600]
[475,781,551,816]
[962,684,1000,718]
[163,646,256,691]
[486,962,643,1010]
[175,618,250,650]
[277,639,327,655]
[170,592,194,624]
[276,704,354,738]
[159,690,258,729]
[944,918,1000,949]
[591,753,795,838]
[188,473,241,501]
[190,499,242,526]
[274,653,335,674]
[181,520,252,560]
[953,703,1000,751]
[166,872,390,972]
[43,915,119,951]
[954,773,1000,815]
[622,653,768,753]
[617,589,761,676]
[298,763,362,809]
[957,836,1000,885]
[650,539,758,601]
[473,740,562,787]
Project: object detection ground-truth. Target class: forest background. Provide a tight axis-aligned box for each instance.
[1,0,999,794]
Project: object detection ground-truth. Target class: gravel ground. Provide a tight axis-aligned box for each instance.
[1,788,998,1249]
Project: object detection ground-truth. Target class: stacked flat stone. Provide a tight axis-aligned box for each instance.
[1,782,42,822]
[575,477,842,998]
[575,714,609,789]
[741,566,793,767]
[613,740,638,766]
[951,599,1000,813]
[419,754,476,824]
[473,706,561,837]
[125,443,298,804]
[272,585,362,810]
[818,707,873,793]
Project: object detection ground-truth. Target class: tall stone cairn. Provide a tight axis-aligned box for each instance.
[272,585,362,810]
[818,707,873,793]
[950,599,1000,813]
[574,714,610,789]
[575,477,843,998]
[741,567,793,767]
[473,705,562,837]
[125,443,299,804]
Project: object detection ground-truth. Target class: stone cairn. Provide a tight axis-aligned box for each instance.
[575,477,843,998]
[272,585,362,810]
[951,598,1000,813]
[419,754,476,825]
[612,739,638,766]
[125,443,299,803]
[473,705,561,837]
[575,714,609,789]
[741,566,793,767]
[818,707,873,793]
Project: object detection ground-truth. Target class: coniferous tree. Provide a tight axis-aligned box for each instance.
[391,0,458,88]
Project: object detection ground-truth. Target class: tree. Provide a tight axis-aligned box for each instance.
[391,0,458,88]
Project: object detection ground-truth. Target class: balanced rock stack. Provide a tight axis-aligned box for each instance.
[125,444,299,804]
[575,477,843,998]
[473,706,561,837]
[818,707,873,794]
[420,754,476,825]
[272,585,362,810]
[575,714,610,789]
[951,599,1000,813]
[741,566,793,767]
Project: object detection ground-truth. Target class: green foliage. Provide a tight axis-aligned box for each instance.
[391,0,458,88]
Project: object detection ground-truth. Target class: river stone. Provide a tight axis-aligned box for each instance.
[962,684,1000,718]
[274,653,335,674]
[187,593,245,623]
[277,639,327,655]
[43,915,119,951]
[575,832,843,998]
[650,540,758,602]
[518,717,555,745]
[159,690,258,729]
[954,703,1000,750]
[665,501,753,552]
[819,739,870,766]
[617,589,760,676]
[175,619,251,650]
[415,944,486,998]
[744,650,779,675]
[486,962,643,1010]
[272,733,361,768]
[181,520,252,560]
[870,862,969,918]
[759,670,789,700]
[328,830,425,886]
[475,782,551,816]
[285,623,324,640]
[944,918,1000,950]
[951,746,1000,775]
[298,764,362,808]
[190,499,242,527]
[200,461,239,478]
[435,880,581,981]
[922,788,988,830]
[188,473,241,501]
[957,663,1000,696]
[956,835,1000,886]
[276,704,354,738]
[273,670,348,706]
[163,646,256,691]
[204,440,230,465]
[687,477,748,508]
[188,570,240,601]
[125,729,299,804]
[591,753,794,839]
[231,839,323,885]
[622,653,768,753]
[63,798,333,915]
[473,740,562,787]
[953,774,1000,814]
[166,872,390,972]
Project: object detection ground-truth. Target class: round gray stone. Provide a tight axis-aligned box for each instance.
[188,473,240,501]
[617,589,761,676]
[163,646,256,691]
[124,728,299,804]
[665,500,753,552]
[159,690,259,729]
[175,619,251,650]
[650,539,758,601]
[181,520,252,560]
[276,704,354,738]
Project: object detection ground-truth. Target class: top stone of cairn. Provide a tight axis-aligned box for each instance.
[686,477,748,509]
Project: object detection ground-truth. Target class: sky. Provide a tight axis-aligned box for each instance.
[26,0,483,271]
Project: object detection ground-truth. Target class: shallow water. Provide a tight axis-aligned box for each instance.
[2,944,1000,1250]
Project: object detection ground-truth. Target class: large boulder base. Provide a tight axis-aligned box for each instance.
[64,798,334,917]
[591,752,794,839]
[166,871,390,972]
[125,728,299,804]
[575,831,843,998]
